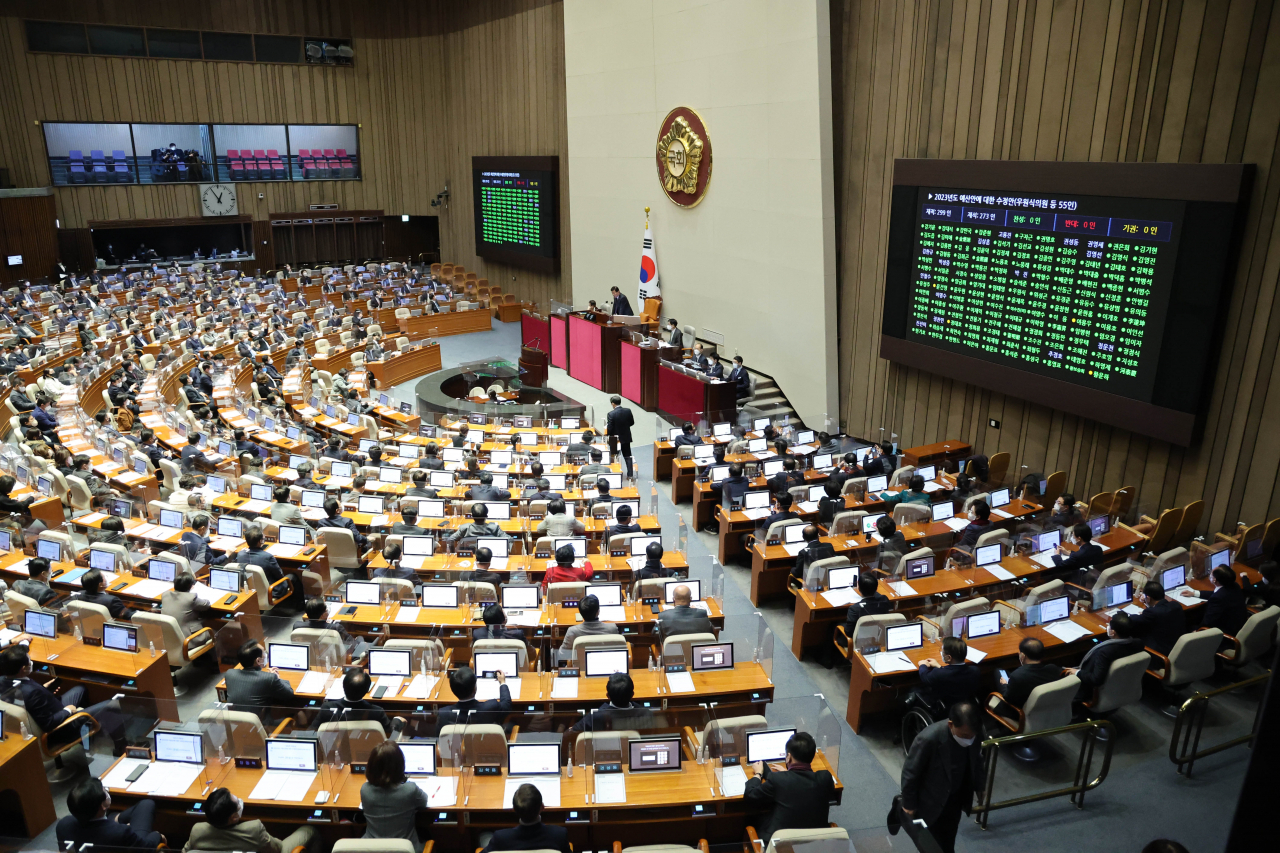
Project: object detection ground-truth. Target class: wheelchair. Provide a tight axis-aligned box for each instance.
[900,691,948,755]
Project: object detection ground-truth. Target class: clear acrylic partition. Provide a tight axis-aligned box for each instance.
[762,694,844,787]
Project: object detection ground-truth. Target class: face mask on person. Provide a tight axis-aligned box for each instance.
[952,732,975,748]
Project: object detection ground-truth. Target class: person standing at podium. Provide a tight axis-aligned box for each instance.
[606,395,635,478]
[609,286,633,316]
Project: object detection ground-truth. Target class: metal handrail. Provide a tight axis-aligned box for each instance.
[1169,670,1269,777]
[973,719,1115,829]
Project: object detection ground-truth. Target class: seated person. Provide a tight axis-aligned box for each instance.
[0,646,128,754]
[672,421,702,447]
[558,594,620,663]
[466,471,512,502]
[994,638,1066,712]
[543,543,595,588]
[578,449,610,479]
[585,478,616,512]
[1130,581,1186,655]
[837,572,892,646]
[314,668,394,735]
[404,470,438,498]
[604,503,642,543]
[181,512,229,567]
[719,463,751,510]
[755,493,799,541]
[634,540,678,582]
[321,497,370,554]
[656,584,713,645]
[1048,493,1084,528]
[536,498,584,537]
[71,568,131,620]
[874,515,909,559]
[955,499,993,549]
[0,474,36,515]
[769,457,805,495]
[269,485,312,529]
[185,786,318,853]
[58,777,163,849]
[360,741,430,853]
[223,640,296,719]
[878,474,931,508]
[916,637,983,711]
[1051,522,1105,574]
[482,783,571,853]
[295,596,370,660]
[1066,612,1142,705]
[13,556,58,605]
[389,504,430,535]
[447,502,511,543]
[791,525,836,580]
[817,479,843,526]
[1199,565,1249,638]
[438,665,511,728]
[569,672,652,732]
[743,731,835,847]
[1248,560,1280,609]
[473,602,527,642]
[566,428,596,458]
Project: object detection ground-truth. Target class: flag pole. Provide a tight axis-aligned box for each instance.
[645,206,650,227]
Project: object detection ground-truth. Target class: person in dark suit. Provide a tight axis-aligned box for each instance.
[569,672,652,732]
[955,500,993,549]
[1130,581,1187,656]
[321,497,371,554]
[482,782,571,853]
[744,731,836,846]
[1197,565,1248,638]
[916,637,983,711]
[604,504,643,543]
[438,666,512,728]
[874,515,909,562]
[1066,612,1143,704]
[609,286,633,316]
[0,647,128,752]
[70,568,131,620]
[728,355,751,399]
[673,421,702,447]
[656,584,714,645]
[235,523,300,605]
[769,458,805,495]
[817,479,843,526]
[56,777,163,849]
[472,603,528,642]
[372,544,418,585]
[863,442,897,478]
[791,524,836,581]
[314,668,394,735]
[996,638,1066,710]
[181,434,216,473]
[898,702,986,853]
[1248,560,1280,609]
[633,541,678,583]
[756,493,799,539]
[839,572,893,645]
[665,318,684,349]
[295,596,370,660]
[224,640,297,719]
[181,512,229,567]
[1051,522,1105,574]
[705,355,725,379]
[465,471,511,502]
[719,463,751,511]
[605,395,635,478]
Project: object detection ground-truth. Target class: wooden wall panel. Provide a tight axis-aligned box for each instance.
[0,0,569,309]
[832,0,1280,534]
[0,194,58,283]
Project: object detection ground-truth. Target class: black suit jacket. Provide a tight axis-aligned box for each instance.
[606,405,634,443]
[315,697,393,735]
[900,720,985,824]
[1001,661,1065,709]
[1052,542,1104,573]
[1129,598,1186,655]
[792,541,836,580]
[1075,637,1144,692]
[3,676,73,731]
[611,293,633,316]
[706,362,725,378]
[1200,583,1247,636]
[57,814,162,849]
[482,821,571,853]
[743,765,835,846]
[842,592,892,639]
[438,684,512,728]
[918,662,983,709]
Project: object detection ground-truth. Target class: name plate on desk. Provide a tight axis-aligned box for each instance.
[473,763,502,776]
[665,664,687,673]
[558,668,580,678]
[235,757,263,769]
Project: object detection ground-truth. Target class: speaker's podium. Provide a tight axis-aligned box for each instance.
[550,310,643,393]
[519,345,549,388]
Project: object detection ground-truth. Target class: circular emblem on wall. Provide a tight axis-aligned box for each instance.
[656,107,712,208]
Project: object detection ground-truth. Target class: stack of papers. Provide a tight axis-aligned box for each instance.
[965,647,988,663]
[550,678,579,699]
[821,587,862,608]
[249,770,316,801]
[888,581,916,597]
[103,757,149,789]
[411,775,458,806]
[504,777,560,808]
[77,512,109,525]
[943,517,970,531]
[666,671,696,693]
[740,507,770,521]
[922,481,946,493]
[191,581,220,601]
[400,555,429,570]
[489,556,509,570]
[1171,587,1203,606]
[597,606,628,622]
[1119,604,1144,616]
[129,523,161,538]
[506,610,544,627]
[5,558,31,576]
[595,774,627,804]
[782,542,807,557]
[395,606,422,624]
[297,671,331,694]
[1044,620,1094,643]
[127,579,172,599]
[985,566,1016,581]
[990,508,1012,519]
[267,544,305,558]
[325,679,348,700]
[866,651,914,674]
[476,678,520,701]
[369,514,390,528]
[625,556,647,571]
[719,764,748,797]
[402,674,438,699]
[1032,551,1058,568]
[0,627,22,647]
[375,676,404,697]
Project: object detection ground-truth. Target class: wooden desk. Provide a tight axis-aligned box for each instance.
[494,302,523,323]
[900,440,972,468]
[366,343,442,388]
[653,440,677,481]
[0,733,56,838]
[566,312,632,393]
[620,340,660,410]
[23,632,180,722]
[657,363,736,425]
[400,310,492,339]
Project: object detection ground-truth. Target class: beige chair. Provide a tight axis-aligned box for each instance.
[924,597,991,641]
[332,840,415,853]
[244,564,292,610]
[133,611,215,671]
[437,723,507,767]
[317,527,363,572]
[841,476,868,497]
[889,465,916,487]
[985,674,1081,760]
[996,579,1066,623]
[452,580,498,603]
[37,531,77,562]
[383,638,447,671]
[91,541,134,570]
[546,581,587,604]
[662,632,717,664]
[759,828,849,852]
[0,697,100,782]
[196,708,278,758]
[571,633,629,662]
[1147,628,1224,714]
[1081,652,1149,730]
[1218,606,1280,669]
[3,589,40,625]
[829,510,866,536]
[892,503,929,526]
[473,637,530,670]
[373,577,415,600]
[65,600,112,638]
[692,714,767,760]
[835,612,907,660]
[291,627,347,665]
[764,517,805,542]
[633,576,682,601]
[575,728,641,764]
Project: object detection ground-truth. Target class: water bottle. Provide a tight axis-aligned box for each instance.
[80,723,92,752]
[20,722,30,740]
[217,744,226,764]
[149,640,156,657]
[73,623,83,641]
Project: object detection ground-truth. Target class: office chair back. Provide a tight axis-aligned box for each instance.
[437,724,506,767]
[662,632,718,665]
[938,597,991,637]
[892,503,929,526]
[1020,674,1081,733]
[1172,500,1204,545]
[290,627,346,665]
[698,714,767,760]
[1221,606,1280,667]
[1088,652,1148,714]
[1160,629,1223,686]
[546,581,588,604]
[986,452,1010,488]
[1041,471,1067,507]
[473,638,528,670]
[888,466,916,488]
[571,633,629,661]
[1146,507,1184,554]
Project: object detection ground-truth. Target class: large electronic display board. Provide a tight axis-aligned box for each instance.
[472,155,559,273]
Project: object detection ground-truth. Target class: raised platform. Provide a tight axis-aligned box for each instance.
[414,358,586,423]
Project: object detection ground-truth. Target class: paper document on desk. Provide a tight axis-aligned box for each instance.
[550,678,578,699]
[867,652,915,674]
[504,777,560,808]
[191,581,219,601]
[797,501,819,514]
[324,477,354,489]
[250,770,316,801]
[922,481,946,493]
[400,555,427,570]
[1171,588,1203,607]
[395,606,422,624]
[301,508,327,521]
[595,774,627,804]
[985,566,1015,581]
[403,674,438,699]
[297,670,330,694]
[412,775,458,806]
[0,627,21,646]
[1120,604,1144,616]
[740,507,770,521]
[598,605,628,622]
[368,514,391,528]
[943,517,970,531]
[965,647,988,663]
[1032,551,1058,568]
[990,508,1011,519]
[625,556,647,571]
[888,581,916,597]
[325,679,348,700]
[719,764,748,798]
[753,452,774,460]
[375,676,404,697]
[506,610,543,627]
[129,523,160,538]
[129,760,204,796]
[77,512,108,526]
[1044,620,1094,644]
[267,544,305,558]
[5,559,30,577]
[103,758,148,790]
[666,671,696,693]
[476,678,520,701]
[782,542,807,557]
[127,579,172,599]
[821,587,862,608]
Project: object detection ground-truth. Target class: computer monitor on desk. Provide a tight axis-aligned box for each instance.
[507,742,559,776]
[885,622,924,652]
[266,738,317,772]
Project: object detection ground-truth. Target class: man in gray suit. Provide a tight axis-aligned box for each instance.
[578,449,611,479]
[898,702,986,853]
[224,641,296,720]
[269,485,313,530]
[665,318,684,349]
[184,787,317,853]
[13,556,58,605]
[558,595,621,664]
[656,584,714,646]
[161,573,212,638]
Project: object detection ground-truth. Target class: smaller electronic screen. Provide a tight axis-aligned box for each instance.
[368,649,412,677]
[690,642,734,672]
[886,622,924,651]
[266,739,317,772]
[268,643,310,671]
[629,737,682,772]
[583,648,629,677]
[746,729,796,764]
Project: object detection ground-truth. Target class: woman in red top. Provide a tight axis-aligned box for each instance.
[542,543,594,590]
